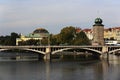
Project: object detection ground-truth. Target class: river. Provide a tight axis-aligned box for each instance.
[0,52,120,80]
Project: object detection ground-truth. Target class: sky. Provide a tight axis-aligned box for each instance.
[0,0,120,35]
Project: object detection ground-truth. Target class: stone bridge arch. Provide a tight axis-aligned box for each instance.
[109,48,120,54]
[52,47,102,55]
[0,48,46,55]
[0,49,9,52]
[52,48,72,54]
[21,48,46,54]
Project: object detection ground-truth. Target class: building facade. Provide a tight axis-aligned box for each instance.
[104,27,120,41]
[83,27,120,45]
[16,28,49,45]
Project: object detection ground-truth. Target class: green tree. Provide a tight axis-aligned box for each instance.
[49,26,91,45]
[26,39,39,45]
[4,36,12,45]
[10,32,20,45]
[18,40,27,45]
[73,31,90,45]
[41,37,48,45]
[50,34,61,45]
[59,26,76,45]
[0,32,20,45]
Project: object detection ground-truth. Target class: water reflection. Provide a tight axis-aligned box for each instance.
[44,56,120,80]
[0,51,120,80]
[46,61,50,80]
[0,51,39,61]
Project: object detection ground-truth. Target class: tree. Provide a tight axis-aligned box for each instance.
[49,26,91,45]
[18,39,39,45]
[10,32,20,45]
[73,31,91,45]
[0,32,20,45]
[59,26,76,45]
[41,37,48,45]
[50,34,61,45]
[26,39,39,45]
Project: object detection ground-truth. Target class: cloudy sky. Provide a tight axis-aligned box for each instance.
[0,0,120,35]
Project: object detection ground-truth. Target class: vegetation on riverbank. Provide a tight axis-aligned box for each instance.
[0,26,91,46]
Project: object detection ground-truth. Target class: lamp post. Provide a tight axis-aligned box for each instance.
[48,33,50,46]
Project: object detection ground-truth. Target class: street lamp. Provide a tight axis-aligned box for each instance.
[48,33,50,46]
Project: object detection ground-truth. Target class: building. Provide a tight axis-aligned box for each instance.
[83,29,93,40]
[75,18,120,45]
[83,27,120,45]
[104,27,120,40]
[75,27,82,33]
[92,18,104,45]
[16,28,49,45]
[104,27,120,45]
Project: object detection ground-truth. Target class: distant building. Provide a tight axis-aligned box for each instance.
[104,27,120,45]
[83,26,120,45]
[83,29,93,40]
[104,27,120,40]
[75,27,82,33]
[16,28,49,45]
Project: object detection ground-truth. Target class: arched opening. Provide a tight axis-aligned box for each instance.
[0,49,44,61]
[51,48,101,61]
[109,49,120,56]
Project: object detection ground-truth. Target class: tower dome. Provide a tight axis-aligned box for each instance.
[95,18,102,24]
[93,18,104,26]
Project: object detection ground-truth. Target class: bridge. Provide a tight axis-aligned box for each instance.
[0,45,120,60]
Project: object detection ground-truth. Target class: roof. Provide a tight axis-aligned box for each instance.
[93,18,104,26]
[33,28,49,33]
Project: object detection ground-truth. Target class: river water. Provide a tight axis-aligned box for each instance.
[0,52,120,80]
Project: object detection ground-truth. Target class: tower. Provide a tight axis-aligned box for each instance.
[93,18,104,45]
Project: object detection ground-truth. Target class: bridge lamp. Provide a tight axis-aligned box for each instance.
[47,33,50,46]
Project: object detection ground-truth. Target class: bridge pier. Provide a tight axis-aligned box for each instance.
[102,46,108,53]
[44,53,51,61]
[44,47,51,61]
[101,46,109,60]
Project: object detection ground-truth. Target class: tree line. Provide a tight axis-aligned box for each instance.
[0,32,20,46]
[0,26,91,46]
[50,26,91,45]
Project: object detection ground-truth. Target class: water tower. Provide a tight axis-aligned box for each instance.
[92,18,104,45]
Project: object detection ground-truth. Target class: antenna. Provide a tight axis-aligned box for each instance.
[97,10,100,18]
